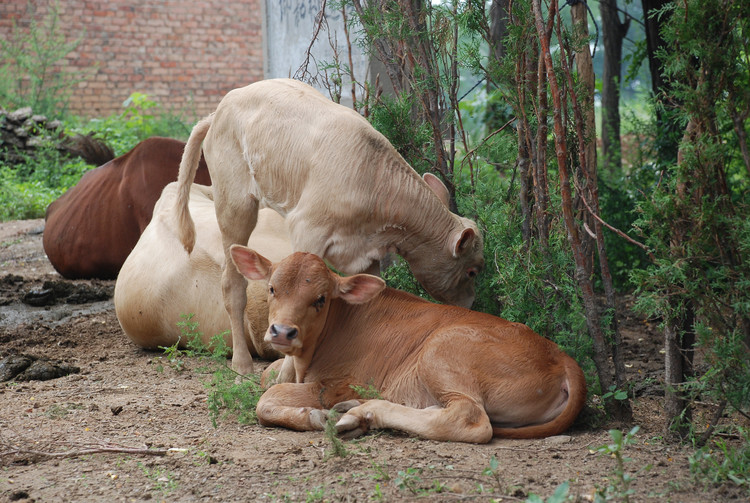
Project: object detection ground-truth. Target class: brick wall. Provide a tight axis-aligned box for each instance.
[0,0,263,119]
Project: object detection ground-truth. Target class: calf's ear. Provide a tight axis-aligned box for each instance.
[450,227,476,258]
[230,245,273,281]
[423,173,451,208]
[335,274,386,304]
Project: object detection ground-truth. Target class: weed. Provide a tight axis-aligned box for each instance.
[138,462,178,495]
[482,455,503,492]
[155,315,263,427]
[592,426,651,502]
[350,381,382,400]
[44,403,82,419]
[525,481,572,503]
[305,485,326,502]
[689,427,750,495]
[369,460,390,482]
[394,467,423,495]
[0,0,90,117]
[370,483,384,500]
[204,367,263,427]
[602,384,629,403]
[324,411,349,459]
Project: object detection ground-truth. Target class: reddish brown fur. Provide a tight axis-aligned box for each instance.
[232,249,587,444]
[43,137,211,279]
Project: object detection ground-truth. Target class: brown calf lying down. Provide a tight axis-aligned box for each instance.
[44,137,211,279]
[230,247,587,444]
[175,78,485,375]
[114,183,291,359]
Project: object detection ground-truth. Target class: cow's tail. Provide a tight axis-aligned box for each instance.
[176,114,213,253]
[492,357,587,439]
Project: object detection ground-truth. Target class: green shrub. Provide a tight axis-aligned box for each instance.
[74,92,194,156]
[0,92,194,222]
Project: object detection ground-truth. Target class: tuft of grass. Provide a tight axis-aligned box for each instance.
[349,381,382,400]
[689,427,750,496]
[592,426,651,503]
[158,315,265,428]
[324,411,349,459]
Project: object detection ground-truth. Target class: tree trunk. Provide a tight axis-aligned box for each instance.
[489,0,509,70]
[531,0,616,405]
[600,0,629,174]
[641,0,680,165]
[664,307,695,440]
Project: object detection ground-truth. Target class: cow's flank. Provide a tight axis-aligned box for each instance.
[175,78,484,375]
[231,247,587,444]
[44,137,211,279]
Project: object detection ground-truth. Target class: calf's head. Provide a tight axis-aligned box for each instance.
[408,174,485,309]
[230,246,385,357]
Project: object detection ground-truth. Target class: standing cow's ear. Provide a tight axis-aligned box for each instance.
[335,274,386,304]
[230,245,273,281]
[450,227,476,258]
[423,173,451,208]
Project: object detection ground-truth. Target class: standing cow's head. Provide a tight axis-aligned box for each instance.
[230,246,385,358]
[405,174,485,309]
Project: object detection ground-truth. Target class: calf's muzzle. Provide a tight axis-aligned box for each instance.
[269,323,298,342]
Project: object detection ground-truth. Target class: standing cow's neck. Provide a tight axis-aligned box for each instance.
[371,162,457,257]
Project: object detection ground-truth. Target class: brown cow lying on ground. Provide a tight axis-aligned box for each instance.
[230,247,587,443]
[44,137,211,279]
[175,78,485,375]
[115,182,290,359]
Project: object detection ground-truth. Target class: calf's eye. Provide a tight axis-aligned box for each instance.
[312,295,326,311]
[269,286,275,295]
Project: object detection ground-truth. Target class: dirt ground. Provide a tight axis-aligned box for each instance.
[0,219,745,502]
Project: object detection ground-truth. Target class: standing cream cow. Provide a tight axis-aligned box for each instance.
[175,78,485,375]
[115,182,291,359]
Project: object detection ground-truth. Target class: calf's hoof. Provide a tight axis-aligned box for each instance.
[335,412,371,439]
[309,409,329,430]
[332,400,361,413]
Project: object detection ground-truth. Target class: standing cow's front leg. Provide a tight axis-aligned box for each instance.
[216,193,259,376]
[335,396,494,444]
[256,382,331,431]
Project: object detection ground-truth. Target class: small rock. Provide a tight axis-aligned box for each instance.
[8,106,32,122]
[543,435,572,445]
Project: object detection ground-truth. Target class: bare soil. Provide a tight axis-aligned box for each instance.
[0,219,744,502]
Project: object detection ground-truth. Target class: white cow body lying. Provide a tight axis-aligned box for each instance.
[115,182,291,359]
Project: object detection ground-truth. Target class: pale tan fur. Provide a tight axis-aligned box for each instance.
[114,183,291,359]
[231,249,587,444]
[175,78,484,374]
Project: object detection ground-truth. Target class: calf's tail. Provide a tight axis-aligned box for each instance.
[492,357,587,439]
[175,114,213,253]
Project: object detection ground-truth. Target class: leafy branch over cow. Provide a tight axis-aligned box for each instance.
[175,78,485,375]
[230,247,587,444]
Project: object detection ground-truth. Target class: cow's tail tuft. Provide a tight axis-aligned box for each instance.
[491,357,587,440]
[176,114,213,253]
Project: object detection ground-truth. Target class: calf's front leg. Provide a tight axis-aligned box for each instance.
[256,383,330,431]
[336,396,494,444]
